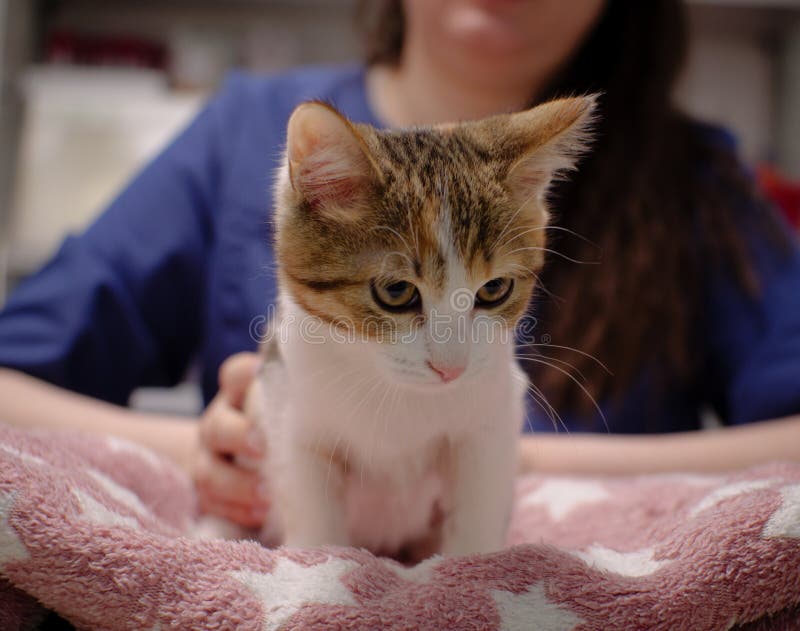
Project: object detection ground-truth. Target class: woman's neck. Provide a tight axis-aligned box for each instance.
[366,44,546,128]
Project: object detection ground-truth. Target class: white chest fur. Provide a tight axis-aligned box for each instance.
[255,299,525,558]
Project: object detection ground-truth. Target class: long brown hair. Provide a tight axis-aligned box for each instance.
[356,0,783,420]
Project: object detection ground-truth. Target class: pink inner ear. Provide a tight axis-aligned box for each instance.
[286,103,377,215]
[506,161,552,205]
[509,167,548,193]
[294,158,367,211]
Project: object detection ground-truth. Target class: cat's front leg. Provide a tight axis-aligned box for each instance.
[440,427,517,556]
[278,443,350,548]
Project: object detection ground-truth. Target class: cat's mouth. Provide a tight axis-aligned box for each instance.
[373,349,483,390]
[384,364,476,391]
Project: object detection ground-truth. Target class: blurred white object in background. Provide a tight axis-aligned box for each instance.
[8,65,203,275]
[170,27,236,90]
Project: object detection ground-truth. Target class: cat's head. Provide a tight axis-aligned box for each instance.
[274,97,595,389]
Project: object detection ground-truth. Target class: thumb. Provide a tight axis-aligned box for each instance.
[218,352,261,409]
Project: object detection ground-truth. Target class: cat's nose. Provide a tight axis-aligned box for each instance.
[427,361,465,383]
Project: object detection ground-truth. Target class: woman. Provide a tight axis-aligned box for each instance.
[0,0,798,529]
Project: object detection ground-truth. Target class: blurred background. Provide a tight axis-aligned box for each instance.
[0,0,798,412]
[2,0,800,298]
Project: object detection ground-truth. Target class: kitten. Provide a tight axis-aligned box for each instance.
[247,96,595,560]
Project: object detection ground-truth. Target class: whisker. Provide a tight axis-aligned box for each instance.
[372,225,415,258]
[487,204,529,256]
[377,250,417,272]
[545,224,601,249]
[516,356,609,433]
[337,376,383,480]
[516,352,589,384]
[513,372,552,432]
[324,374,382,498]
[505,263,564,305]
[502,245,600,265]
[368,378,395,476]
[487,179,552,257]
[311,366,363,460]
[494,225,550,254]
[388,382,405,438]
[379,382,402,483]
[512,372,568,435]
[522,343,612,374]
[498,217,600,254]
[528,382,570,435]
[531,279,565,306]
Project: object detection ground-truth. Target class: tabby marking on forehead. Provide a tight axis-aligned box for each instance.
[435,180,457,292]
[276,97,596,338]
[360,130,514,288]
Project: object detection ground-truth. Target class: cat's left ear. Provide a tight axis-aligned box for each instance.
[499,95,598,205]
[285,101,382,220]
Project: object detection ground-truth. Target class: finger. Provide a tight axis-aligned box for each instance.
[200,484,271,517]
[194,450,267,506]
[197,494,268,529]
[219,352,261,409]
[201,400,264,458]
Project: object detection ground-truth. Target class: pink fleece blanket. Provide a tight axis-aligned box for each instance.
[1,423,799,631]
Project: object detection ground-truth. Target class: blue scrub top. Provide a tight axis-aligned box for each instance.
[1,65,799,433]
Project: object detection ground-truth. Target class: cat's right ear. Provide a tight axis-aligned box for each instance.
[285,101,381,220]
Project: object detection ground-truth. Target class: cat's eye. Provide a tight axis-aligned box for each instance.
[371,280,421,312]
[475,278,514,308]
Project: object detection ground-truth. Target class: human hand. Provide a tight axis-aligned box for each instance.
[193,352,269,528]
